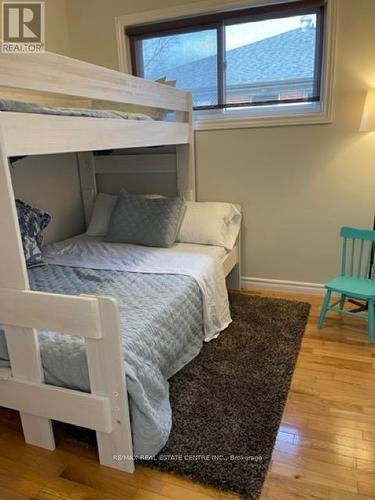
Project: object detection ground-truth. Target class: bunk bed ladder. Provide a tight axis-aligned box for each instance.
[176,94,196,201]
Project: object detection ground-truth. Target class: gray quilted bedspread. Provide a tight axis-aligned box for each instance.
[0,265,204,456]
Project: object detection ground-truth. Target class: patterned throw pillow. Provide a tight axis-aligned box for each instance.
[16,199,51,267]
[105,191,186,248]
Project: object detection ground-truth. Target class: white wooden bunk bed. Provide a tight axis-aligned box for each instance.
[0,52,241,474]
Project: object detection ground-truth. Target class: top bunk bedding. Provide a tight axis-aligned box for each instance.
[0,98,154,121]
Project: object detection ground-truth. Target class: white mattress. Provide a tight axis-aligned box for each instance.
[65,234,228,260]
[42,235,231,341]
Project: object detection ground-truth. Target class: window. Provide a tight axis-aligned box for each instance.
[127,0,325,115]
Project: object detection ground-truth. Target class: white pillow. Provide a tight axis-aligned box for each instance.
[86,193,117,236]
[178,202,241,250]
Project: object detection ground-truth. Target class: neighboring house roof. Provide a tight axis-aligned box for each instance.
[161,27,316,90]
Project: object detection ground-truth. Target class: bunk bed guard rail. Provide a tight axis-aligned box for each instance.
[0,289,135,473]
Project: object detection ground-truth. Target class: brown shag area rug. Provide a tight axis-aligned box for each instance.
[145,293,310,499]
[61,293,310,500]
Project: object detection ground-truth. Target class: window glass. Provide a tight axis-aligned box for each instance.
[128,2,324,113]
[140,30,218,108]
[225,15,317,107]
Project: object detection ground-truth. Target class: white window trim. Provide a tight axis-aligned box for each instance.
[115,0,337,131]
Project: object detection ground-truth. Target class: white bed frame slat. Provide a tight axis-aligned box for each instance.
[95,153,176,175]
[0,52,189,112]
[5,325,56,450]
[0,135,28,289]
[1,113,190,156]
[85,296,134,473]
[0,377,113,433]
[225,238,241,289]
[176,95,196,201]
[0,133,56,450]
[0,289,102,338]
[78,152,98,227]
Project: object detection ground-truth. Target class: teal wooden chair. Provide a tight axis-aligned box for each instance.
[318,226,375,343]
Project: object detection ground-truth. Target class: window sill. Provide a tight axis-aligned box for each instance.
[193,105,333,131]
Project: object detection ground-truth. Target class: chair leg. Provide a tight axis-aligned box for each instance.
[318,290,331,329]
[339,294,346,311]
[367,299,375,344]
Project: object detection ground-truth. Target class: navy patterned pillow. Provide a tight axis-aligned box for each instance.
[16,199,51,268]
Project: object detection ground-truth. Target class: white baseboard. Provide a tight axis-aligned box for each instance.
[241,276,325,296]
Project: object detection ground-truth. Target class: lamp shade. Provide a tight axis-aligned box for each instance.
[360,88,375,131]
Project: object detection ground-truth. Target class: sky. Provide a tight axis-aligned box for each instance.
[226,15,315,49]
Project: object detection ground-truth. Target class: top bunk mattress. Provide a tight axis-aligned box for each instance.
[0,98,154,121]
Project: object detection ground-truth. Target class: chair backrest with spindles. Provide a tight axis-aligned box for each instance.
[340,227,375,280]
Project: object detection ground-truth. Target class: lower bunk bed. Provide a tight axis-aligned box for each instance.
[0,235,233,459]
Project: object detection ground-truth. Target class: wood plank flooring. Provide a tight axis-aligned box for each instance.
[0,290,374,499]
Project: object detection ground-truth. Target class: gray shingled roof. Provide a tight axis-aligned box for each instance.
[163,27,316,91]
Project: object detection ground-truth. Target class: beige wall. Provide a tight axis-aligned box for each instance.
[58,1,375,282]
[11,154,85,244]
[65,0,203,69]
[9,148,84,244]
[44,0,71,55]
[2,1,85,243]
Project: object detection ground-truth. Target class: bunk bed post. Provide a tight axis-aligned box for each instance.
[226,236,242,290]
[176,94,196,201]
[0,131,55,450]
[77,152,97,227]
[85,295,134,473]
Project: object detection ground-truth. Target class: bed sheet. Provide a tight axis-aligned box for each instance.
[43,235,232,341]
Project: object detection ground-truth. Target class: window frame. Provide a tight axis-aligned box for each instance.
[116,0,337,130]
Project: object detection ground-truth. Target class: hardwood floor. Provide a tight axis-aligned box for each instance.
[0,290,374,500]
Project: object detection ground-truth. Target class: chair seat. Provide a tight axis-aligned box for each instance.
[326,276,375,298]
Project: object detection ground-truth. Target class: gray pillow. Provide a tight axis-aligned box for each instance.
[105,191,186,248]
